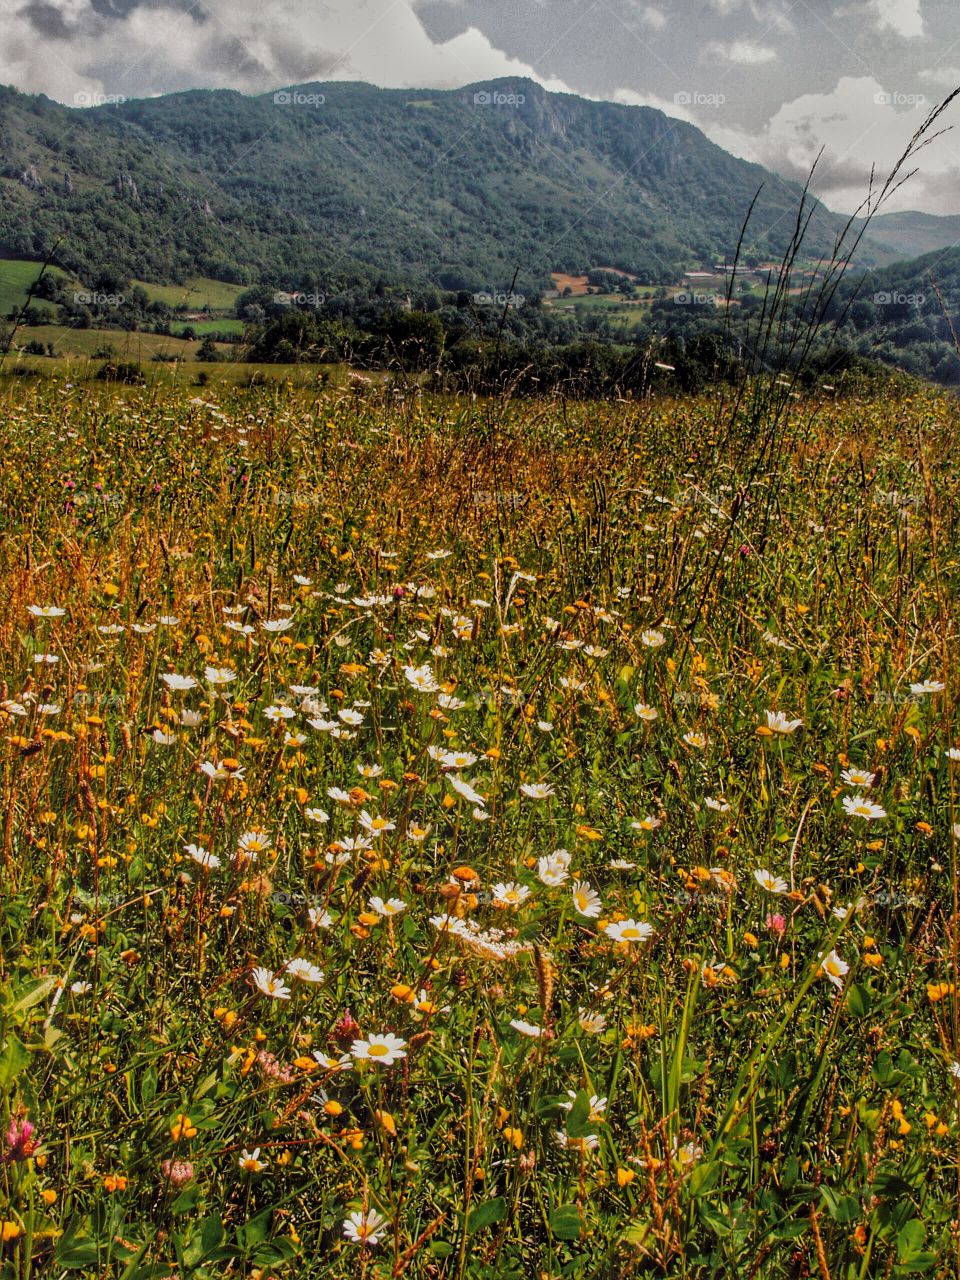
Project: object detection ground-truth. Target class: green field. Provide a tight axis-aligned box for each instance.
[0,354,369,389]
[170,319,246,337]
[0,258,73,316]
[545,294,652,326]
[131,276,247,312]
[8,325,232,361]
[0,262,245,319]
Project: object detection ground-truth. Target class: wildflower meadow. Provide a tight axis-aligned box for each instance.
[1,373,959,1278]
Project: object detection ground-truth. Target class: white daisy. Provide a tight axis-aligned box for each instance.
[571,880,602,918]
[842,795,886,820]
[251,966,291,1000]
[753,869,788,894]
[286,958,324,983]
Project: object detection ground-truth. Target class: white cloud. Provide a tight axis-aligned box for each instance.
[874,0,925,37]
[618,72,957,214]
[701,39,777,64]
[919,65,960,87]
[613,86,697,122]
[698,74,955,212]
[0,0,578,104]
[638,5,667,29]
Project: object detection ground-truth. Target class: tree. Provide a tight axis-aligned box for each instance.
[195,337,221,362]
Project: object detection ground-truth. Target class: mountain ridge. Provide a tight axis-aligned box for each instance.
[859,208,960,258]
[0,77,886,294]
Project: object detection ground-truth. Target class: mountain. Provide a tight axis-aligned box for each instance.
[0,78,879,296]
[826,244,960,383]
[859,210,960,258]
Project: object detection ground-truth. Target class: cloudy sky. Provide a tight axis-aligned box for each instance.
[3,0,960,213]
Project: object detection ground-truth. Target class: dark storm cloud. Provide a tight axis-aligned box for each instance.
[88,0,207,17]
[18,0,74,38]
[19,0,204,33]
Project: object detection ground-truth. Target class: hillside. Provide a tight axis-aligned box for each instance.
[0,79,874,296]
[828,244,960,382]
[860,209,960,258]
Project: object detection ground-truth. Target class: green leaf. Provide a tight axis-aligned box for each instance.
[192,1069,219,1101]
[897,1219,925,1260]
[832,1195,861,1225]
[549,1204,582,1241]
[182,1234,206,1269]
[141,1064,158,1107]
[565,1090,594,1138]
[620,1220,654,1247]
[535,1094,566,1116]
[468,1197,506,1233]
[200,1214,225,1254]
[894,1253,938,1274]
[237,1210,272,1249]
[253,1238,298,1265]
[9,975,58,1018]
[871,1051,908,1087]
[895,1049,921,1078]
[846,983,873,1017]
[773,1219,810,1241]
[688,1162,720,1198]
[170,1184,203,1216]
[873,1170,912,1199]
[55,1239,102,1269]
[0,1033,30,1086]
[773,1052,796,1089]
[697,1205,733,1237]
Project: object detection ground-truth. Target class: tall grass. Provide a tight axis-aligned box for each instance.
[0,370,957,1277]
